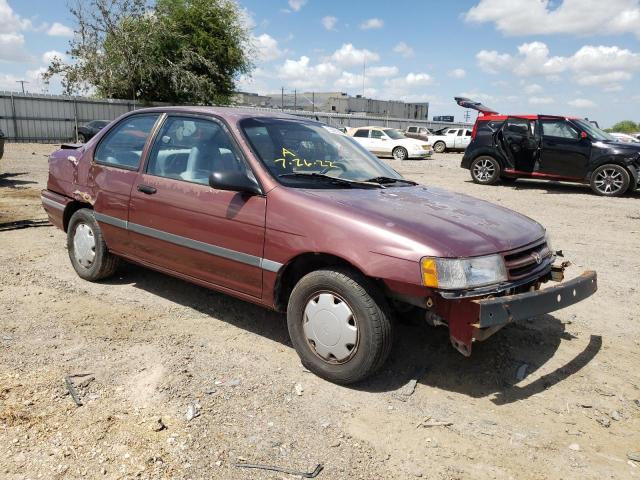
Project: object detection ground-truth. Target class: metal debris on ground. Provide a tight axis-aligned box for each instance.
[152,417,167,432]
[515,363,529,381]
[628,452,640,463]
[234,462,324,478]
[416,416,453,428]
[294,383,304,396]
[394,366,427,401]
[64,373,94,407]
[0,219,51,232]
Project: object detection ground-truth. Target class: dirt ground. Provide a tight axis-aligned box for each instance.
[1,142,639,480]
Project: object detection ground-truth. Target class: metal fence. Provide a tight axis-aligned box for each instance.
[0,91,472,143]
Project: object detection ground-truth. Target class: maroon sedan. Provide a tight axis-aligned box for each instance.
[41,107,597,384]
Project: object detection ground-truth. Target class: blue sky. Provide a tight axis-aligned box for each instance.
[2,0,639,127]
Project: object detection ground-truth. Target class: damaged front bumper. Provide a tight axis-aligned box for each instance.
[475,270,597,328]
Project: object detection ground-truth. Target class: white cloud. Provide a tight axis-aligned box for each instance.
[385,73,434,99]
[321,16,337,31]
[529,96,554,105]
[252,33,283,62]
[367,65,398,77]
[278,56,339,89]
[448,68,466,79]
[524,83,543,94]
[330,43,379,66]
[47,22,73,37]
[335,71,367,89]
[360,18,383,30]
[476,42,640,91]
[465,0,640,38]
[393,42,414,58]
[288,0,307,12]
[42,49,66,64]
[0,32,29,61]
[568,98,597,108]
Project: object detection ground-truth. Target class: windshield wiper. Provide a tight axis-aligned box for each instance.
[279,172,384,188]
[364,176,418,186]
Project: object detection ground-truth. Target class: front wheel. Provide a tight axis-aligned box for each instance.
[287,269,393,384]
[67,209,120,281]
[590,164,630,197]
[470,156,501,185]
[392,146,408,161]
[433,141,446,153]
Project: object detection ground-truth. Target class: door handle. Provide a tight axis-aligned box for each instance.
[137,184,157,195]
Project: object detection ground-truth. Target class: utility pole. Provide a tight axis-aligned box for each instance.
[362,60,366,98]
[16,80,28,94]
[312,91,315,114]
[281,87,284,110]
[294,89,297,111]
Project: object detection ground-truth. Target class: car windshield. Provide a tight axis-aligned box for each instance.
[573,119,615,141]
[240,117,404,187]
[384,129,405,139]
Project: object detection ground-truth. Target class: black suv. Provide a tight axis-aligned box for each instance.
[457,97,640,197]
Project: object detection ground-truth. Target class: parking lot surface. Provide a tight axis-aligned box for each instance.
[1,143,639,479]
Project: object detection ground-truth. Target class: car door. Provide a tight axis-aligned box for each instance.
[445,129,458,147]
[369,129,390,154]
[352,128,371,149]
[89,113,163,254]
[538,117,591,178]
[127,115,266,298]
[496,117,539,172]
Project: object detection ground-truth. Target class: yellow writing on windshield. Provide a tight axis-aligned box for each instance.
[274,146,336,170]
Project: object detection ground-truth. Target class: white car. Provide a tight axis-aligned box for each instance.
[610,132,640,143]
[428,127,473,153]
[348,126,432,160]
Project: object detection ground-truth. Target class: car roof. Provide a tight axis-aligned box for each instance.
[122,105,307,122]
[476,114,580,121]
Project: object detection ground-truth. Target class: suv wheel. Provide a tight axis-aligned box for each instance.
[590,164,630,197]
[392,146,408,160]
[67,209,120,281]
[77,133,87,143]
[433,141,446,153]
[470,156,501,185]
[287,268,393,384]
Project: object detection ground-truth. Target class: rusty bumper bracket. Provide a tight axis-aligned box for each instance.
[474,271,597,328]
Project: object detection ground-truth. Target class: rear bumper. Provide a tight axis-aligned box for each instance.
[41,189,72,230]
[474,271,597,328]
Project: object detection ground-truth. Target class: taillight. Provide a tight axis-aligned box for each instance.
[471,121,479,139]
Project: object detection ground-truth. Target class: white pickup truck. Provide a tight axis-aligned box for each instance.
[404,126,472,153]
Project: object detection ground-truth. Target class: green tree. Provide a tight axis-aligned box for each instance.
[44,0,253,105]
[608,120,639,133]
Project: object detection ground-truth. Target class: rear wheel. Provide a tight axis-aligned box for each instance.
[392,146,408,160]
[433,141,446,153]
[67,209,120,281]
[470,156,501,185]
[287,268,393,384]
[77,133,87,143]
[590,164,630,197]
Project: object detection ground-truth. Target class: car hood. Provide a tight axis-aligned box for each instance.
[301,185,545,258]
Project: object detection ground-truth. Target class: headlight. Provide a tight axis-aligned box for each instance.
[421,254,508,290]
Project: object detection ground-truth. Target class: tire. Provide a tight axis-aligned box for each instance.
[590,164,630,197]
[433,141,446,153]
[67,208,120,281]
[392,146,408,161]
[287,268,393,385]
[77,133,87,143]
[470,156,501,185]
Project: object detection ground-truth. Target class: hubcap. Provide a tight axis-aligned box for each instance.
[594,168,624,194]
[435,143,445,153]
[303,292,358,363]
[473,159,495,182]
[394,149,406,160]
[73,223,96,268]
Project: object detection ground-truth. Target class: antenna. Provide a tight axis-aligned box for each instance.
[362,59,366,98]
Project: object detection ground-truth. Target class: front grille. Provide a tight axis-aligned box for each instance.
[503,240,553,281]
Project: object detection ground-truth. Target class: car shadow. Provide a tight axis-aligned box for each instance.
[359,313,602,405]
[0,172,38,188]
[103,263,601,405]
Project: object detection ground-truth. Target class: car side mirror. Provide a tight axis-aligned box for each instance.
[580,131,588,139]
[209,171,261,195]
